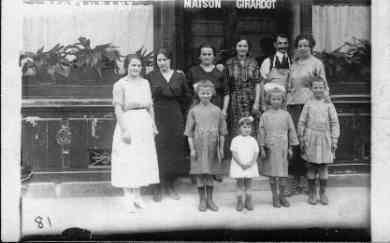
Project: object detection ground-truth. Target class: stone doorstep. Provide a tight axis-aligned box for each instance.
[22,173,369,198]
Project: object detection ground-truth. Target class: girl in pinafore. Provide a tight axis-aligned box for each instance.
[298,77,340,205]
[230,116,259,211]
[184,80,227,212]
[258,87,299,208]
[111,54,159,213]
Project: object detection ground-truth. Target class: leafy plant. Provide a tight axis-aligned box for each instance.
[314,38,371,83]
[19,37,154,82]
[20,44,72,81]
[66,37,121,80]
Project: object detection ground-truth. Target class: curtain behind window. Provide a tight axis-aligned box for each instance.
[22,4,153,73]
[312,5,370,52]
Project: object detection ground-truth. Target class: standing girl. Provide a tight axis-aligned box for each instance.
[184,80,228,212]
[230,116,259,211]
[258,87,299,208]
[298,77,340,205]
[111,54,159,212]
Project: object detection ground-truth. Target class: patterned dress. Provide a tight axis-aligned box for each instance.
[184,103,228,175]
[297,98,340,164]
[258,109,299,177]
[225,56,261,135]
[111,77,159,188]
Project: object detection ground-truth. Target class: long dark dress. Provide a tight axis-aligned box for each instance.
[147,70,192,180]
[225,56,261,136]
[186,65,230,109]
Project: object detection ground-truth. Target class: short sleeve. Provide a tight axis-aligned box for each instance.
[230,137,239,152]
[184,109,196,137]
[112,82,123,106]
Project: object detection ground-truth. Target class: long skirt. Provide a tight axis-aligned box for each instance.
[154,100,189,181]
[111,109,159,188]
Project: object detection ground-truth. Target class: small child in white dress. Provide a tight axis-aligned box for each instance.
[230,116,260,211]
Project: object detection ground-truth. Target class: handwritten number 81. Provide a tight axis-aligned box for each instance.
[34,216,52,229]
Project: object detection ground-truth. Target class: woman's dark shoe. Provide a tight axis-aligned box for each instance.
[213,175,223,182]
[245,194,254,211]
[236,195,244,212]
[167,186,180,200]
[198,187,207,212]
[152,185,162,202]
[206,186,219,211]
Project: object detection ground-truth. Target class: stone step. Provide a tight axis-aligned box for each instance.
[22,173,369,198]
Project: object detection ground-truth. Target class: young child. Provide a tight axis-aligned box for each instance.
[298,77,340,205]
[230,116,260,211]
[184,80,228,212]
[258,87,299,208]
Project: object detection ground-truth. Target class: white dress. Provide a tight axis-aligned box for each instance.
[111,77,159,188]
[229,135,260,178]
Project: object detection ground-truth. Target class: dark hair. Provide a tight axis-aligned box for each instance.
[198,43,216,58]
[123,54,142,74]
[273,33,289,42]
[294,33,316,48]
[155,48,173,69]
[234,38,252,54]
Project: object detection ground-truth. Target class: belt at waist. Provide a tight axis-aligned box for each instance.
[123,106,147,111]
[307,126,329,132]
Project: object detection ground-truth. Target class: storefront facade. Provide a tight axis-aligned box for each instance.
[21,0,370,180]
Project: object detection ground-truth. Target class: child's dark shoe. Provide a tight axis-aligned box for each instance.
[319,192,328,205]
[319,179,328,205]
[236,195,244,212]
[198,187,207,212]
[272,195,281,208]
[206,186,219,211]
[279,184,290,207]
[199,199,207,212]
[245,194,254,211]
[307,179,317,205]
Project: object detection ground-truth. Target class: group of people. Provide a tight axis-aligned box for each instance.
[111,33,340,213]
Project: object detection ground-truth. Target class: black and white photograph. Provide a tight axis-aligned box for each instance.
[2,0,390,241]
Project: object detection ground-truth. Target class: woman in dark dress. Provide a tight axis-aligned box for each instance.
[147,49,192,201]
[225,38,261,136]
[186,44,230,180]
